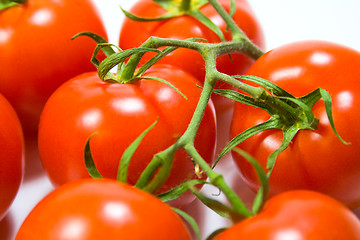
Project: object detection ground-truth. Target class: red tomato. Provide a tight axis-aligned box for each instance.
[230,40,360,208]
[0,0,106,133]
[15,178,191,239]
[119,0,264,113]
[0,94,24,220]
[38,64,216,206]
[214,190,360,239]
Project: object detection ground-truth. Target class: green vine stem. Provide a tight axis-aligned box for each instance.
[208,0,246,41]
[128,35,264,219]
[120,36,263,83]
[133,38,312,218]
[135,144,177,193]
[185,144,252,218]
[78,0,350,229]
[95,0,330,221]
[120,36,297,122]
[135,51,253,218]
[95,0,298,220]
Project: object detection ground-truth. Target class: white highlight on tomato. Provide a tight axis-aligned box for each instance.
[158,88,175,102]
[309,52,333,66]
[270,67,303,82]
[79,109,103,129]
[101,201,133,226]
[0,28,12,45]
[111,98,146,114]
[29,9,54,26]
[56,216,90,239]
[274,229,302,240]
[263,134,281,152]
[336,90,354,112]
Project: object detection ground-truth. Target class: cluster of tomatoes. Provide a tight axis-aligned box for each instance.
[1,0,360,239]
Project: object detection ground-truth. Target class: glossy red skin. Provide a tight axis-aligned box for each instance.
[0,94,24,220]
[231,41,360,208]
[119,0,265,113]
[15,178,191,239]
[38,64,216,206]
[0,0,106,133]
[214,190,360,239]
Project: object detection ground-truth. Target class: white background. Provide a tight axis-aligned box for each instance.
[2,0,360,239]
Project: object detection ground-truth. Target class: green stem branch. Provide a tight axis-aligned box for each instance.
[133,47,251,218]
[207,0,263,59]
[185,144,252,218]
[214,72,263,98]
[215,73,299,122]
[178,52,217,143]
[208,0,244,40]
[135,145,177,193]
[175,51,251,218]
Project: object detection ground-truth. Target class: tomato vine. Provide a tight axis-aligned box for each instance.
[7,0,360,239]
[71,0,355,238]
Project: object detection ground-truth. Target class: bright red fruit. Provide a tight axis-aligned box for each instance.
[231,40,360,209]
[214,190,360,239]
[15,178,191,240]
[38,64,216,206]
[0,0,107,133]
[0,94,24,220]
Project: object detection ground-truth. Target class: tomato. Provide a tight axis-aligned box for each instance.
[38,64,216,206]
[15,178,191,239]
[230,40,360,208]
[214,190,360,239]
[119,0,264,113]
[0,93,24,221]
[0,0,106,133]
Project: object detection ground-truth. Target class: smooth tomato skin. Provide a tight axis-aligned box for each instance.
[0,0,106,133]
[230,41,360,208]
[119,0,265,113]
[0,94,24,220]
[15,178,191,240]
[38,64,216,206]
[214,190,360,239]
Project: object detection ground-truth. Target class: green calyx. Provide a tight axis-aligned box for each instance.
[214,75,349,176]
[72,32,200,100]
[0,0,27,11]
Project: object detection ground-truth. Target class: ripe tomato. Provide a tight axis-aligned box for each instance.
[214,190,360,239]
[119,0,264,113]
[0,0,106,133]
[0,94,24,221]
[231,40,360,208]
[15,178,191,239]
[38,64,216,206]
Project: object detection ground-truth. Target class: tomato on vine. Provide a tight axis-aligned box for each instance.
[15,178,191,239]
[119,0,265,113]
[230,40,360,209]
[0,93,24,221]
[214,190,360,239]
[0,0,106,133]
[38,63,216,206]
